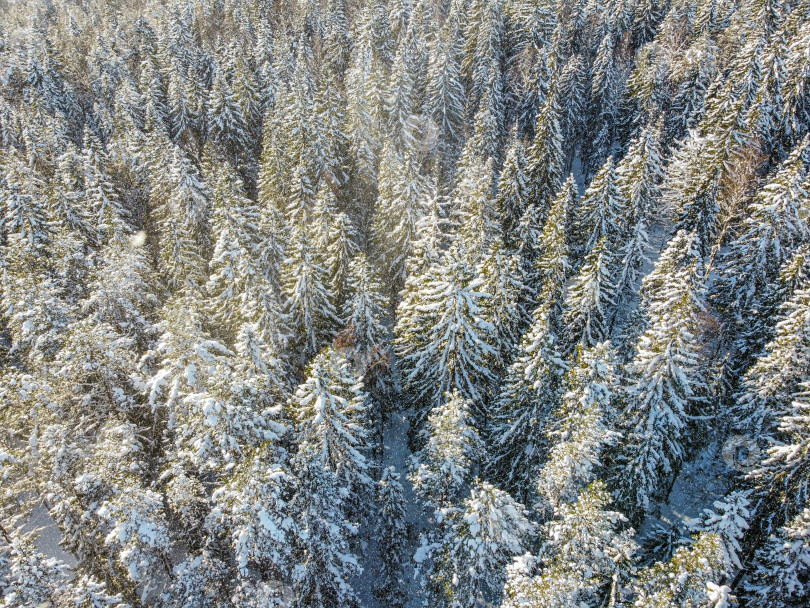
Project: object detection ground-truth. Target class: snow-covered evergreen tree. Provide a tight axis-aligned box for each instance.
[501,481,637,608]
[410,391,483,511]
[536,341,620,514]
[290,348,373,504]
[448,481,534,608]
[486,300,567,501]
[563,236,618,350]
[616,231,709,521]
[292,459,362,608]
[395,241,496,421]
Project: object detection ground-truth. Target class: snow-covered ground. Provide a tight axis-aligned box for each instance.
[24,503,76,568]
[640,440,734,541]
[355,408,423,608]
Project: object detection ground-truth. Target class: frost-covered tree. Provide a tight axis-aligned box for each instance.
[477,236,529,369]
[533,175,574,315]
[501,481,637,608]
[714,137,810,339]
[687,490,751,570]
[631,533,733,608]
[447,481,534,608]
[735,287,810,440]
[574,155,625,258]
[282,227,340,361]
[743,508,810,608]
[342,254,389,354]
[373,144,434,286]
[496,136,530,239]
[486,300,567,501]
[613,124,663,315]
[563,236,618,350]
[410,391,483,511]
[525,90,564,218]
[292,459,362,608]
[208,447,296,584]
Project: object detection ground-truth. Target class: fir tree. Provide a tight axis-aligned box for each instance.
[563,236,618,350]
[501,481,637,608]
[574,155,625,258]
[282,226,340,361]
[536,342,621,514]
[448,481,534,608]
[292,459,362,608]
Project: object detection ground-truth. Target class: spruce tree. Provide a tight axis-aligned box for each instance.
[486,300,567,501]
[501,481,637,608]
[290,348,373,503]
[282,226,340,361]
[563,236,618,350]
[536,342,620,514]
[395,241,496,422]
[616,231,709,521]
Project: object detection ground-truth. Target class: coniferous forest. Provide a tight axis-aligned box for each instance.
[2,0,810,605]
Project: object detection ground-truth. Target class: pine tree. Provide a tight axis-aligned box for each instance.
[613,124,663,316]
[448,481,534,608]
[496,136,530,239]
[713,137,810,329]
[687,490,751,570]
[534,176,574,315]
[208,68,251,166]
[631,533,733,608]
[409,390,483,511]
[735,287,810,441]
[462,0,506,111]
[749,375,810,533]
[454,152,498,255]
[208,447,295,582]
[662,130,719,259]
[173,349,287,476]
[1,150,50,249]
[0,533,126,608]
[477,236,530,369]
[206,160,264,338]
[83,131,130,244]
[743,508,810,608]
[524,90,564,219]
[342,254,389,354]
[427,30,465,174]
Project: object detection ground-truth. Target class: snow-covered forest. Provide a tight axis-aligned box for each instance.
[1,0,810,605]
